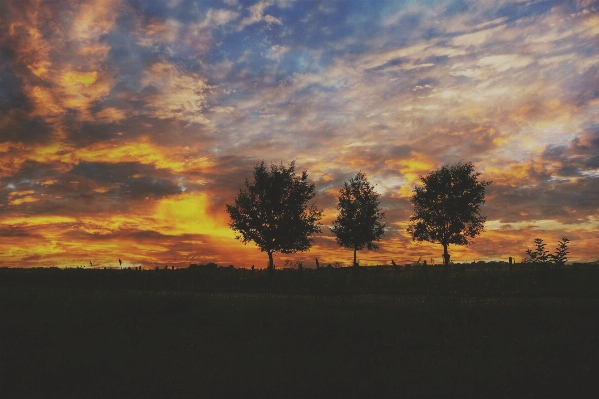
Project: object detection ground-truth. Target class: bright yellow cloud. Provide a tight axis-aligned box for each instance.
[62,71,98,87]
[7,190,39,206]
[153,193,233,237]
[9,196,39,206]
[385,151,436,197]
[8,190,35,198]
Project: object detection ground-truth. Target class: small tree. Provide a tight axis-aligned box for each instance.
[226,161,323,271]
[552,237,570,266]
[330,172,385,267]
[407,162,490,268]
[525,237,569,267]
[525,238,550,264]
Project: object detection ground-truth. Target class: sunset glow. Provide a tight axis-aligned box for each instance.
[1,0,598,268]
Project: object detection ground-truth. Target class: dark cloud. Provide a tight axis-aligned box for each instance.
[486,177,599,224]
[119,176,181,198]
[0,57,28,112]
[1,160,61,186]
[69,162,184,199]
[0,225,41,238]
[0,109,54,144]
[542,145,566,160]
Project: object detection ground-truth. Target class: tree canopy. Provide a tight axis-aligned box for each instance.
[226,161,323,270]
[407,162,490,266]
[330,172,385,267]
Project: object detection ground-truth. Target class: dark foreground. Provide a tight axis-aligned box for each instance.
[1,265,599,398]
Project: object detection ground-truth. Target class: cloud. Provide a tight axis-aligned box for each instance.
[0,0,121,136]
[264,14,282,25]
[140,62,211,124]
[70,0,121,41]
[240,0,276,28]
[1,0,599,266]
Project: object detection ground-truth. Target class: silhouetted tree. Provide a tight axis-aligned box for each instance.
[407,162,490,268]
[525,237,569,267]
[525,238,550,264]
[330,172,385,267]
[551,237,570,266]
[226,161,323,271]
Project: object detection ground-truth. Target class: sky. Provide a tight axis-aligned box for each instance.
[1,0,598,268]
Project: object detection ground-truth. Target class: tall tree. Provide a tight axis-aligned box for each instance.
[226,161,323,271]
[407,162,490,267]
[330,172,385,267]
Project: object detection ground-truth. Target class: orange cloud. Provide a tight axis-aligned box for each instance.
[17,138,212,176]
[0,215,77,226]
[3,0,120,127]
[77,139,213,173]
[482,159,562,187]
[7,190,39,206]
[71,0,121,42]
[94,107,127,123]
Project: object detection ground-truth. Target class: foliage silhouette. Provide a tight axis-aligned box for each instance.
[330,172,385,267]
[552,237,570,266]
[525,238,551,264]
[525,237,569,267]
[226,161,323,271]
[407,162,490,267]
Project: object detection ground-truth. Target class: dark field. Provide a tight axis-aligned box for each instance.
[1,265,599,398]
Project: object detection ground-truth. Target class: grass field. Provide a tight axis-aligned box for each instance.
[1,265,599,398]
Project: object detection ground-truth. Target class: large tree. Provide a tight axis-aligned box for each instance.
[330,172,385,267]
[407,162,490,267]
[226,161,323,271]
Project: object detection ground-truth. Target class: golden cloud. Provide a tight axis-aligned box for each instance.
[385,151,436,197]
[77,139,213,173]
[70,0,121,42]
[12,138,211,176]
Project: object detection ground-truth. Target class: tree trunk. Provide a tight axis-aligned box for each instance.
[442,244,450,269]
[267,251,274,272]
[353,248,357,268]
